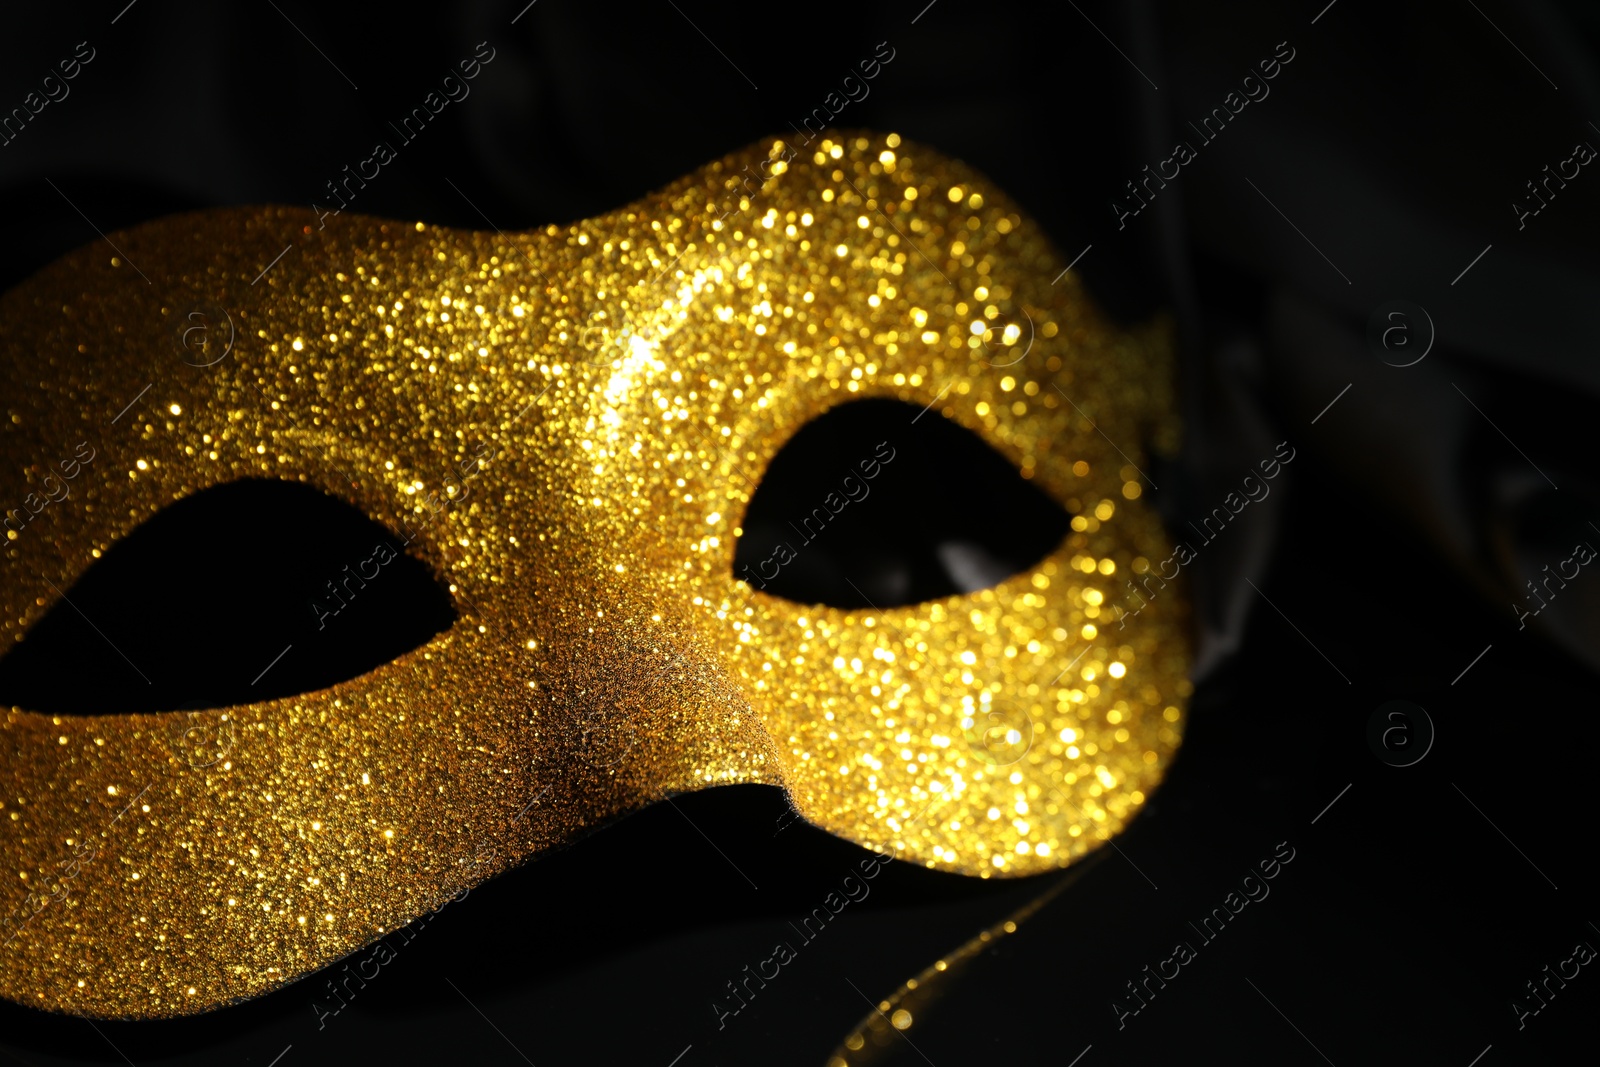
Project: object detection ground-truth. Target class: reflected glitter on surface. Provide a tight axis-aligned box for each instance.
[0,131,1187,1018]
[824,855,1098,1067]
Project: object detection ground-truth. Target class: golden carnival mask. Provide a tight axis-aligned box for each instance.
[0,132,1187,1018]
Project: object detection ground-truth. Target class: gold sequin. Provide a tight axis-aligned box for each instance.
[0,132,1187,1018]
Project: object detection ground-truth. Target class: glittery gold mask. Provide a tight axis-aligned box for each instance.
[0,132,1187,1018]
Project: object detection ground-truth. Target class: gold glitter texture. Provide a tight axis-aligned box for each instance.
[0,131,1187,1018]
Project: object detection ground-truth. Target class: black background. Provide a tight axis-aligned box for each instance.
[2,1,1599,1064]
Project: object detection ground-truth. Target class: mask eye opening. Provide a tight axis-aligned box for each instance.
[732,398,1072,609]
[0,478,457,716]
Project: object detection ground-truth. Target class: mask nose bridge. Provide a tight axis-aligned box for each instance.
[471,392,776,764]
